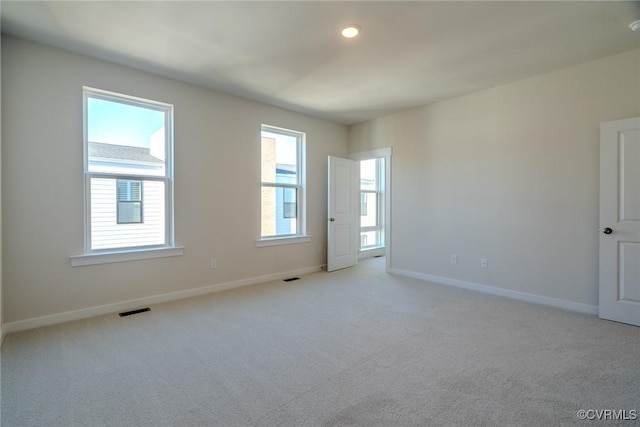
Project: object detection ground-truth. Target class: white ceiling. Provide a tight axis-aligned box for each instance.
[2,1,639,125]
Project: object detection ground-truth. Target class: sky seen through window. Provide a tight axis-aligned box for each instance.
[88,97,165,148]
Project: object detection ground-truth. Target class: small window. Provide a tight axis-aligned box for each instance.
[360,192,368,217]
[260,125,305,239]
[283,187,297,219]
[117,180,143,224]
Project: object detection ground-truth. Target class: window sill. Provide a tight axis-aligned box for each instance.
[256,235,311,247]
[359,246,385,259]
[70,246,184,267]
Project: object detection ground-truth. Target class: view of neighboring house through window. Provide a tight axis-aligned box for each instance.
[84,87,173,251]
[260,125,305,238]
[360,158,384,249]
[117,180,143,224]
[282,187,297,219]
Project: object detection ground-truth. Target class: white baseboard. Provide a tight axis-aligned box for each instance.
[388,268,598,316]
[3,265,326,335]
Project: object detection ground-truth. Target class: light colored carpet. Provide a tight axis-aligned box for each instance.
[2,257,639,426]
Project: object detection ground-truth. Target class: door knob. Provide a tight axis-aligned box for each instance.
[330,218,335,222]
[603,227,613,235]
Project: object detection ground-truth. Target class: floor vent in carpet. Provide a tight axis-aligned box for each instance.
[119,307,151,317]
[283,277,300,282]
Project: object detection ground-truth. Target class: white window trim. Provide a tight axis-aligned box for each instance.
[71,246,184,267]
[75,87,180,264]
[258,124,307,246]
[255,235,312,247]
[359,159,385,250]
[350,147,392,271]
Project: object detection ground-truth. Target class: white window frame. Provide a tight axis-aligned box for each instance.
[350,147,392,267]
[360,158,384,250]
[71,87,182,266]
[257,124,310,247]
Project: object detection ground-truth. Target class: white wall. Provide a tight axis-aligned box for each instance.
[350,49,640,308]
[0,33,3,342]
[2,36,348,325]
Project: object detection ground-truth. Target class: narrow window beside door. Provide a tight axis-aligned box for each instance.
[360,158,384,250]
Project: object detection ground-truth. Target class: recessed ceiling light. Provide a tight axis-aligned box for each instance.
[341,25,360,39]
[630,20,640,32]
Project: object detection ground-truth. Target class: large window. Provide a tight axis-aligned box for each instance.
[360,158,384,250]
[260,125,305,239]
[83,87,174,252]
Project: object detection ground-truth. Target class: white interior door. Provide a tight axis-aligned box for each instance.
[600,116,640,326]
[327,156,358,272]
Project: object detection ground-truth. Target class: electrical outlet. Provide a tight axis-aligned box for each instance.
[481,258,488,268]
[210,258,217,269]
[450,255,458,264]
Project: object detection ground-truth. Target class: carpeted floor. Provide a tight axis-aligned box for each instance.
[2,257,639,426]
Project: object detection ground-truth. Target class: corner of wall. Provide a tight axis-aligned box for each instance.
[0,31,4,349]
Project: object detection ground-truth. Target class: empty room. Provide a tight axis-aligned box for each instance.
[1,1,640,426]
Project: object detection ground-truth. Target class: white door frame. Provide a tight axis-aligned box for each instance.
[350,147,392,273]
